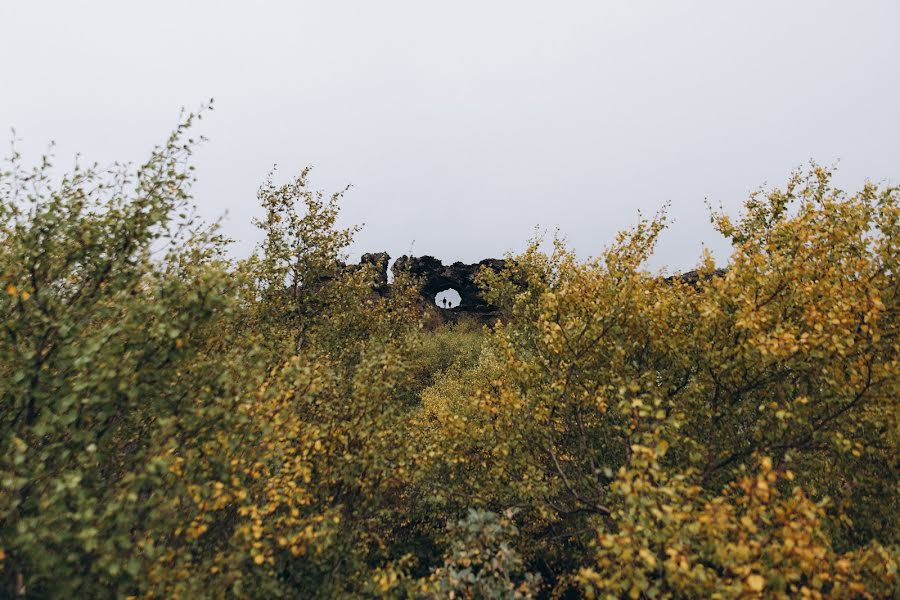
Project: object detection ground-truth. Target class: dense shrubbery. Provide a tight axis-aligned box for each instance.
[1,118,897,598]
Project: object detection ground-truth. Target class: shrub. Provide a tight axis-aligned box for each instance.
[1,117,896,598]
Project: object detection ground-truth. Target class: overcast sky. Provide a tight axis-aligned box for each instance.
[2,1,898,272]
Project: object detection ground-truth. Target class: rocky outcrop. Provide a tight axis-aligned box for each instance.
[345,253,505,319]
[391,255,505,315]
[664,268,728,287]
[358,252,391,293]
[348,253,726,322]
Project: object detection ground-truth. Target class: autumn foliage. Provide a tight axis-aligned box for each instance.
[1,117,897,598]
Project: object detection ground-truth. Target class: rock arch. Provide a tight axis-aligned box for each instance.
[391,255,505,316]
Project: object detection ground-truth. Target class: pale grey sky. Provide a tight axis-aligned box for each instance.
[2,1,898,272]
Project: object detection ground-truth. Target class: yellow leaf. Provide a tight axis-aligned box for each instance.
[639,547,657,567]
[657,439,670,456]
[745,574,765,592]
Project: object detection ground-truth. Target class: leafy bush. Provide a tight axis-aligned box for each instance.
[576,447,898,599]
[418,509,542,599]
[0,118,896,598]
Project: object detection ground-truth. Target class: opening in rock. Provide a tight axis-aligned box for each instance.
[435,288,461,309]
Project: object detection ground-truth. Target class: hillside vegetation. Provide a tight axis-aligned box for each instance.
[1,118,897,598]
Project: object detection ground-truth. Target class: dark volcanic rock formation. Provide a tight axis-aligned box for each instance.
[345,253,505,319]
[391,255,506,315]
[664,268,728,287]
[347,253,726,322]
[358,252,391,293]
